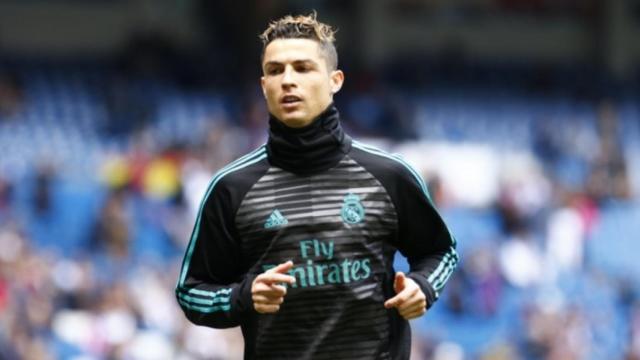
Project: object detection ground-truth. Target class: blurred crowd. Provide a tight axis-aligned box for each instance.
[411,98,638,359]
[0,58,638,360]
[0,121,252,359]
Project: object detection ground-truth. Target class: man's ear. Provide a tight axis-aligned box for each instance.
[330,70,344,94]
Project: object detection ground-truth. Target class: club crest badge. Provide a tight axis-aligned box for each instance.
[341,193,365,224]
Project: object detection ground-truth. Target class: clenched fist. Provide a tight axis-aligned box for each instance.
[251,261,296,314]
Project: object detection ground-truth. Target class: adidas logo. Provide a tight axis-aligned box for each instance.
[264,209,288,229]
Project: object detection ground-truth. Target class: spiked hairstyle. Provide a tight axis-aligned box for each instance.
[259,12,338,71]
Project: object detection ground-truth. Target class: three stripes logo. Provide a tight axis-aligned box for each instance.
[176,288,232,313]
[264,209,289,229]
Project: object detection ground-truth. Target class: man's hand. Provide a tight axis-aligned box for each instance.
[251,261,296,314]
[384,272,427,320]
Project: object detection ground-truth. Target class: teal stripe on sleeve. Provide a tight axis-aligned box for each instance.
[427,252,452,284]
[432,250,458,291]
[176,287,233,309]
[177,292,230,306]
[184,287,232,298]
[178,299,231,313]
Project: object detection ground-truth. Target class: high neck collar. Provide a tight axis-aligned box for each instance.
[266,103,351,175]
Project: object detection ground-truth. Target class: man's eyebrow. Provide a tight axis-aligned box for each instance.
[264,59,318,67]
[292,59,317,66]
[263,61,282,68]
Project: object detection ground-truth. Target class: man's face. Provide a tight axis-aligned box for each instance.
[261,38,344,128]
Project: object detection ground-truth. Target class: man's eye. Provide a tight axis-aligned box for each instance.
[267,68,281,75]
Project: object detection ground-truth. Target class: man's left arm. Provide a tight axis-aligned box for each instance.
[384,166,458,319]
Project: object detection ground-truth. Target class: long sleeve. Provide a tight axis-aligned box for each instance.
[175,147,270,328]
[350,142,458,309]
[392,163,458,308]
[175,177,255,328]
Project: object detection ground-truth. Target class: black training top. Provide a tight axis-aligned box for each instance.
[176,103,458,360]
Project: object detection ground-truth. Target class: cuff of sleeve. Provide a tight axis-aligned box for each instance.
[232,273,258,318]
[406,273,438,309]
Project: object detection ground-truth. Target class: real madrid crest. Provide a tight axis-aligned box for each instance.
[341,193,365,224]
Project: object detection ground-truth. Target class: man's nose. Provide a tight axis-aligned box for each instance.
[281,67,296,87]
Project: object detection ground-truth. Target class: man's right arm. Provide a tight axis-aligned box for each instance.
[175,182,254,328]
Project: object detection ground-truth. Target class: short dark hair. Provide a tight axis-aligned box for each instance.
[259,12,338,71]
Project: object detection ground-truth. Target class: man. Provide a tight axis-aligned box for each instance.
[176,12,458,360]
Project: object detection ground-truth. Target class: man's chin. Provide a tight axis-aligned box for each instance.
[278,113,313,128]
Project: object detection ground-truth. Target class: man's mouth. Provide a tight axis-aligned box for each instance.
[281,95,302,104]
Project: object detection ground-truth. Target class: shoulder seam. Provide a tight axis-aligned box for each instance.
[352,141,431,201]
[212,145,267,182]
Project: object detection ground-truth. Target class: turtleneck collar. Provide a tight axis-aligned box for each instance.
[266,103,351,175]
